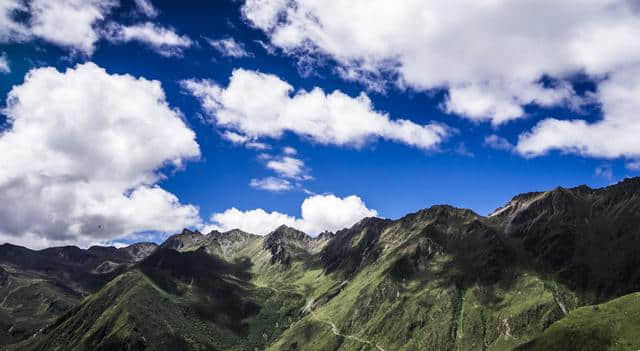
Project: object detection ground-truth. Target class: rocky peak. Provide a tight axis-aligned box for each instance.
[316,231,335,241]
[395,205,480,234]
[269,225,311,241]
[120,242,158,262]
[161,228,205,251]
[264,225,312,265]
[490,185,594,236]
[209,228,257,241]
[338,216,391,237]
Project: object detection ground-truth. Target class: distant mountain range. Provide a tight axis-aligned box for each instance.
[2,178,640,350]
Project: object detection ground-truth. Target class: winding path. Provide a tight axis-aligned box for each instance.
[259,283,385,350]
[310,310,385,351]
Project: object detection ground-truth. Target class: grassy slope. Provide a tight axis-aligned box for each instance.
[11,270,304,351]
[8,248,306,351]
[7,178,640,350]
[267,257,574,351]
[516,292,640,351]
[0,268,81,346]
[267,210,579,351]
[0,242,158,348]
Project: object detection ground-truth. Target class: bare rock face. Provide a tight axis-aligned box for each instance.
[121,242,158,262]
[161,229,205,251]
[263,225,312,265]
[205,229,260,258]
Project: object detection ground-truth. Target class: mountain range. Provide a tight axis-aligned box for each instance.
[2,178,640,350]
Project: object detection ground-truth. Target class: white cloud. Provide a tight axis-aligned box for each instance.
[516,66,640,159]
[246,141,270,150]
[222,130,250,144]
[134,0,159,18]
[627,160,640,171]
[0,0,29,42]
[255,39,276,55]
[242,0,640,124]
[106,22,193,56]
[0,52,9,74]
[445,81,577,125]
[249,177,293,192]
[182,69,449,149]
[29,0,117,55]
[208,194,378,235]
[595,165,613,180]
[266,156,306,179]
[0,0,180,57]
[207,208,296,236]
[282,146,297,155]
[221,130,270,150]
[206,37,252,58]
[0,63,201,248]
[484,134,514,151]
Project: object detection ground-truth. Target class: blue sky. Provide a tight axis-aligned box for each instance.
[1,0,639,248]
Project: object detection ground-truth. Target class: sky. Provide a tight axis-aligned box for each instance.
[1,0,640,249]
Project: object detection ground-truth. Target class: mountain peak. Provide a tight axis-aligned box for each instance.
[267,225,310,241]
[316,230,335,241]
[207,229,260,245]
[402,205,479,226]
[263,225,313,265]
[161,229,205,251]
[120,242,158,262]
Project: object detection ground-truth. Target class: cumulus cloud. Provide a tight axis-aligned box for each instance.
[516,66,640,159]
[0,0,29,42]
[208,194,378,235]
[445,81,577,125]
[266,156,306,179]
[0,63,201,249]
[249,149,311,192]
[242,0,640,124]
[249,177,293,192]
[29,0,117,55]
[106,22,193,56]
[0,0,187,57]
[134,0,159,18]
[0,52,9,74]
[182,69,449,149]
[206,37,252,58]
[484,134,514,151]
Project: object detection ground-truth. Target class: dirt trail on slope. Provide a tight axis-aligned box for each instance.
[260,284,385,350]
[310,310,385,351]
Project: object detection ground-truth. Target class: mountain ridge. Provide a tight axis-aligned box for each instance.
[3,177,640,350]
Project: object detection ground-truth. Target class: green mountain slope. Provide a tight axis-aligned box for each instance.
[268,206,575,351]
[0,242,157,347]
[9,247,305,351]
[4,177,640,350]
[515,292,640,351]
